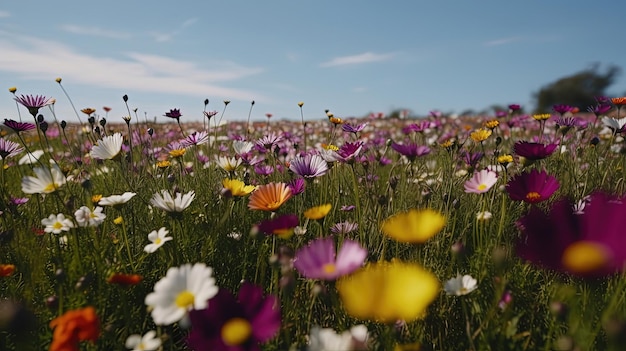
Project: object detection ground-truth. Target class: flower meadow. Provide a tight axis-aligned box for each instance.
[2,86,626,351]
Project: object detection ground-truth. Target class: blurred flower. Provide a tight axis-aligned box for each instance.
[187,283,280,350]
[476,211,492,221]
[144,227,173,253]
[517,192,626,277]
[382,209,445,243]
[18,149,44,165]
[294,237,367,280]
[41,214,75,234]
[81,108,96,116]
[74,206,106,227]
[304,204,332,220]
[342,123,368,134]
[125,330,162,351]
[248,182,292,211]
[164,108,182,122]
[611,97,626,106]
[90,133,124,160]
[308,324,369,351]
[222,179,256,197]
[513,141,557,161]
[150,190,195,213]
[232,140,254,155]
[470,128,491,143]
[0,138,24,159]
[21,165,66,194]
[289,153,329,178]
[602,116,626,133]
[0,264,16,277]
[98,192,136,207]
[464,169,498,194]
[113,216,124,225]
[49,306,99,351]
[330,221,359,235]
[506,169,559,204]
[257,214,299,239]
[337,261,439,322]
[145,263,218,326]
[532,113,552,121]
[498,290,513,310]
[391,142,431,161]
[107,273,143,286]
[287,177,306,196]
[552,105,573,114]
[444,274,478,296]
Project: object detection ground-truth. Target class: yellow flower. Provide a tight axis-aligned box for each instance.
[337,261,439,323]
[8,87,17,93]
[381,209,445,243]
[222,179,256,197]
[470,128,492,143]
[532,113,551,121]
[55,77,62,83]
[304,204,332,220]
[157,160,171,168]
[298,101,304,107]
[169,149,186,158]
[81,108,96,115]
[113,216,124,225]
[91,194,102,204]
[484,120,499,129]
[248,182,292,211]
[321,144,339,151]
[497,154,513,164]
[439,139,455,149]
[329,117,344,125]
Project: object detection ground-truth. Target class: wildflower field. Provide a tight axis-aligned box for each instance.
[2,89,626,351]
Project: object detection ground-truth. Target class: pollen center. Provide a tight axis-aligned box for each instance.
[525,192,541,202]
[562,241,610,274]
[174,290,195,308]
[477,184,487,191]
[53,222,63,230]
[323,263,336,274]
[44,183,56,193]
[154,238,162,245]
[221,317,252,346]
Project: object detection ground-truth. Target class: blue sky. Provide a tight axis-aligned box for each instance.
[1,1,625,123]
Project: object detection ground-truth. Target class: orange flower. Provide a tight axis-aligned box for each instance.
[107,273,142,286]
[0,264,16,277]
[612,97,626,106]
[80,108,96,115]
[248,182,292,211]
[49,306,99,351]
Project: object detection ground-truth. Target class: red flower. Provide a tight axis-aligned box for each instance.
[0,264,16,277]
[107,273,142,286]
[49,306,99,351]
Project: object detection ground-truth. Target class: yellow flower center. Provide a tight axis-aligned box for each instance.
[53,222,63,230]
[497,155,513,164]
[169,149,186,158]
[154,238,162,245]
[157,160,171,168]
[221,317,252,346]
[44,183,57,193]
[323,263,336,274]
[562,241,610,274]
[525,192,541,202]
[477,184,487,191]
[175,290,195,308]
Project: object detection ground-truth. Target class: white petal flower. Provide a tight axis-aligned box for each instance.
[98,192,136,206]
[144,228,172,253]
[74,206,106,227]
[144,263,219,326]
[308,325,369,351]
[125,330,162,351]
[21,165,66,194]
[41,213,75,234]
[90,132,124,160]
[215,156,242,172]
[18,150,44,165]
[232,140,254,155]
[150,190,195,213]
[444,274,478,296]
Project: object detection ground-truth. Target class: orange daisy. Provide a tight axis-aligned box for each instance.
[612,97,626,106]
[248,182,293,211]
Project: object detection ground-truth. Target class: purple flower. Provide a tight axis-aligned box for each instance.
[289,154,328,178]
[180,131,209,148]
[342,123,368,134]
[330,221,359,235]
[164,108,182,121]
[294,237,367,280]
[0,138,24,159]
[287,178,306,196]
[589,104,612,115]
[516,192,626,277]
[257,214,299,238]
[552,104,573,114]
[508,104,521,112]
[187,283,280,350]
[340,205,356,212]
[254,164,274,176]
[506,169,559,204]
[336,142,363,163]
[513,141,557,161]
[3,119,36,133]
[462,151,484,168]
[14,94,53,116]
[256,133,283,151]
[495,110,507,118]
[391,142,431,161]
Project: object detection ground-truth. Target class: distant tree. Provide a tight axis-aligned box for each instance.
[533,63,621,113]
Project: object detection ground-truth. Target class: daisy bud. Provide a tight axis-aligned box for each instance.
[298,101,304,107]
[8,87,17,93]
[60,120,67,129]
[123,94,128,102]
[204,98,209,106]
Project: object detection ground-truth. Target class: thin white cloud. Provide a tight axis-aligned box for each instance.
[60,24,131,40]
[0,31,267,101]
[0,11,10,18]
[149,17,198,42]
[320,52,395,68]
[483,36,523,47]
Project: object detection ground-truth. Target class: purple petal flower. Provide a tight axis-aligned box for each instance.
[513,141,557,161]
[294,237,367,280]
[391,142,431,161]
[289,154,328,178]
[506,169,559,204]
[164,108,182,120]
[3,119,36,133]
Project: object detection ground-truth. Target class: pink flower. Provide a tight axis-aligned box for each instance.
[464,169,498,194]
[294,237,367,280]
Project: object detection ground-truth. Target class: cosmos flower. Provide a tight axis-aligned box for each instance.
[335,142,363,163]
[41,214,75,234]
[74,206,106,227]
[150,190,196,213]
[381,209,446,243]
[391,142,431,161]
[464,169,498,194]
[21,165,66,194]
[342,122,368,134]
[287,178,306,196]
[444,274,478,296]
[337,261,439,323]
[289,153,329,178]
[601,116,626,133]
[90,133,124,160]
[248,182,292,211]
[145,263,219,326]
[506,169,559,204]
[187,283,281,350]
[125,331,162,351]
[517,192,626,277]
[49,306,99,351]
[294,237,367,280]
[0,138,24,159]
[98,192,136,207]
[513,141,557,161]
[144,227,173,253]
[256,133,283,151]
[257,214,299,239]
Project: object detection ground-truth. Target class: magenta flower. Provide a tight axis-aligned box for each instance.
[3,119,36,133]
[187,283,280,350]
[342,123,368,134]
[506,169,559,204]
[14,94,53,117]
[552,104,573,115]
[391,142,431,161]
[513,141,557,161]
[0,138,24,159]
[289,154,328,178]
[257,214,299,238]
[180,131,209,147]
[508,104,521,112]
[286,178,306,196]
[164,108,182,121]
[517,192,626,277]
[294,237,367,280]
[464,169,498,194]
[336,142,363,163]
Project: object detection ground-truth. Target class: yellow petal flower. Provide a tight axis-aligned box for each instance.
[381,209,445,243]
[337,261,440,323]
[304,204,332,220]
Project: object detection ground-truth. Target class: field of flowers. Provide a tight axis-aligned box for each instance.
[1,90,626,350]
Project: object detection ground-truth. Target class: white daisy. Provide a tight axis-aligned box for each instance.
[308,325,369,351]
[144,227,173,253]
[90,132,124,160]
[215,156,242,172]
[476,211,493,221]
[602,116,626,132]
[444,274,478,296]
[125,330,162,351]
[150,190,195,213]
[18,149,44,165]
[41,213,75,234]
[144,263,219,326]
[232,140,254,155]
[21,165,66,194]
[98,192,136,206]
[74,206,106,227]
